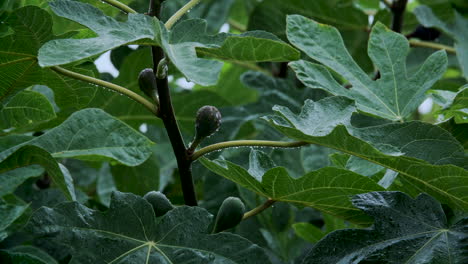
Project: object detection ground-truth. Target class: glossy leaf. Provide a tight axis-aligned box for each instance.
[160,19,298,86]
[0,90,56,130]
[29,191,271,264]
[0,246,58,264]
[38,0,160,67]
[264,96,468,211]
[303,192,468,263]
[0,146,76,200]
[0,165,44,197]
[0,108,154,166]
[287,15,447,121]
[415,5,468,80]
[434,85,468,124]
[196,31,300,62]
[247,0,372,71]
[0,201,28,241]
[0,6,96,113]
[201,150,384,224]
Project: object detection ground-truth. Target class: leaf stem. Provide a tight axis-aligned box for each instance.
[50,66,159,116]
[191,140,309,161]
[101,0,137,14]
[242,199,276,220]
[409,39,456,53]
[228,19,246,32]
[381,0,392,9]
[165,0,201,29]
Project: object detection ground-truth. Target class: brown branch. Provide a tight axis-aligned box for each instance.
[149,0,197,206]
[390,0,408,33]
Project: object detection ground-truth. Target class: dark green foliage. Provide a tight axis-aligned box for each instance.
[0,0,467,263]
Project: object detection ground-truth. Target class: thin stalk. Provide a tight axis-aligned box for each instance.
[242,199,276,220]
[149,0,197,206]
[165,0,201,29]
[102,0,137,14]
[409,39,456,54]
[51,66,158,116]
[191,140,309,161]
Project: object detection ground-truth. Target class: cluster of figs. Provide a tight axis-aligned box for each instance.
[139,68,245,233]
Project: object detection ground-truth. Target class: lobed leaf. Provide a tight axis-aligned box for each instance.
[0,108,154,166]
[303,192,468,263]
[38,0,160,67]
[415,5,468,81]
[0,90,56,130]
[0,6,96,115]
[201,150,384,225]
[29,191,271,264]
[263,96,468,212]
[287,15,447,121]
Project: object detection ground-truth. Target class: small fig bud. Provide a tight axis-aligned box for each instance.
[143,191,174,217]
[212,197,245,233]
[195,105,222,139]
[138,68,157,99]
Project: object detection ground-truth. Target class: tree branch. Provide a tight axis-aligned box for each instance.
[390,0,407,33]
[149,0,197,206]
[191,140,309,161]
[51,66,159,116]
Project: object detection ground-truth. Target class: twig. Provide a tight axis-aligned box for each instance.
[191,140,309,161]
[51,66,158,116]
[390,0,407,33]
[242,199,276,220]
[102,0,137,14]
[149,0,198,206]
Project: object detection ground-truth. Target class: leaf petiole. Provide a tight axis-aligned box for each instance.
[191,140,309,161]
[51,66,159,116]
[409,39,456,53]
[101,0,137,14]
[165,0,202,29]
[242,199,276,220]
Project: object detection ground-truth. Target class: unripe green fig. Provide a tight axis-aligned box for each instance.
[138,68,157,99]
[143,191,174,217]
[212,197,245,233]
[195,105,222,139]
